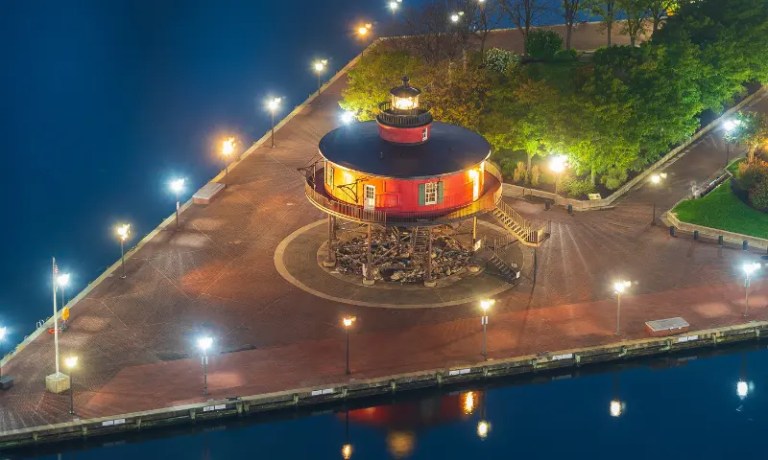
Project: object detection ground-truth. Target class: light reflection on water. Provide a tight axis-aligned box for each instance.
[17,344,768,460]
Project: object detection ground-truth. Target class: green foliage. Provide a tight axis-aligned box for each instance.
[563,178,596,198]
[484,48,518,74]
[524,30,563,60]
[554,49,578,62]
[749,179,768,210]
[674,179,768,239]
[736,160,768,193]
[728,111,768,162]
[600,167,629,190]
[530,165,541,186]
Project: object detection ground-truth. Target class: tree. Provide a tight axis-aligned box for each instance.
[729,111,768,163]
[497,0,548,46]
[460,0,503,55]
[584,0,617,46]
[340,49,423,121]
[561,0,581,49]
[618,0,650,46]
[647,0,678,35]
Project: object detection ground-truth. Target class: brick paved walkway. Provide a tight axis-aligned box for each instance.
[2,24,765,434]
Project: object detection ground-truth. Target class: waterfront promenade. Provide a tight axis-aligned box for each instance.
[1,23,766,437]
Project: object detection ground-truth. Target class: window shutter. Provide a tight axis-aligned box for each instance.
[418,183,425,206]
[437,181,444,204]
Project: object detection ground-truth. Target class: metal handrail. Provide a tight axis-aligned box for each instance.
[376,102,433,128]
[305,167,502,226]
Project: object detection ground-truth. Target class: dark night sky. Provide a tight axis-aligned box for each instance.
[0,0,565,342]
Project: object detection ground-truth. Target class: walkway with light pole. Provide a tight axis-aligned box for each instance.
[197,336,213,395]
[64,355,78,416]
[115,224,131,279]
[548,154,568,204]
[313,59,328,93]
[267,97,282,148]
[170,178,186,230]
[613,280,631,335]
[342,316,356,375]
[221,137,237,184]
[479,299,494,360]
[723,118,742,167]
[648,172,667,225]
[742,262,760,318]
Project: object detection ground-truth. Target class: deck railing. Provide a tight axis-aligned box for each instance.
[376,102,433,128]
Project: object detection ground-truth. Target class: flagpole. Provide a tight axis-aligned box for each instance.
[52,257,60,375]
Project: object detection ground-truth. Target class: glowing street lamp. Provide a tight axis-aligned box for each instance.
[170,178,186,230]
[221,137,237,182]
[479,299,494,360]
[648,172,667,226]
[64,355,78,415]
[267,97,282,148]
[313,59,328,92]
[613,280,631,335]
[388,0,399,13]
[197,336,213,395]
[742,262,760,318]
[0,326,7,380]
[340,111,356,125]
[342,316,356,375]
[356,23,374,55]
[723,118,743,168]
[115,224,131,279]
[57,272,71,307]
[609,399,625,417]
[450,11,464,23]
[548,154,568,199]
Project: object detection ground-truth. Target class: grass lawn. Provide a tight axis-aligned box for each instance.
[673,178,768,239]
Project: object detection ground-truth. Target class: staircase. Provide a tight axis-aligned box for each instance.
[490,201,550,247]
[411,227,431,261]
[484,248,521,283]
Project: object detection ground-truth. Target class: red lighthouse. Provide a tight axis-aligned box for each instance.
[305,77,548,286]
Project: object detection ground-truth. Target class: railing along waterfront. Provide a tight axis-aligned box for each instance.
[376,102,433,127]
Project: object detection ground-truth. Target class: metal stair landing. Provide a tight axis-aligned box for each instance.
[490,201,550,247]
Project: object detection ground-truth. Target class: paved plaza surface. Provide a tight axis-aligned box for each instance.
[2,24,767,433]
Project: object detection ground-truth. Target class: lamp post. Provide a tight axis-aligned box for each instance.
[0,326,6,380]
[64,355,78,415]
[479,299,494,360]
[450,11,464,23]
[170,178,186,230]
[723,118,742,168]
[649,172,667,226]
[548,154,568,201]
[197,336,213,395]
[56,272,71,307]
[613,280,631,335]
[221,137,236,183]
[340,111,356,125]
[742,262,760,318]
[388,0,399,13]
[115,224,131,279]
[342,316,356,375]
[267,97,282,148]
[356,23,373,55]
[341,408,353,459]
[313,59,328,93]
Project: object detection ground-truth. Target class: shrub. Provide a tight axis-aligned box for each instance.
[601,167,629,191]
[525,30,563,60]
[554,48,578,62]
[749,179,768,210]
[530,165,541,186]
[563,178,596,198]
[485,48,517,73]
[736,160,768,191]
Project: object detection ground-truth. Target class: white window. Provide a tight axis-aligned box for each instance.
[422,128,429,142]
[424,182,438,205]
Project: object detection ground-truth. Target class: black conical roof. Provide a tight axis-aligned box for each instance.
[390,76,421,98]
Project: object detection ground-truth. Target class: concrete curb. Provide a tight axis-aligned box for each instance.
[664,209,768,250]
[3,318,768,449]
